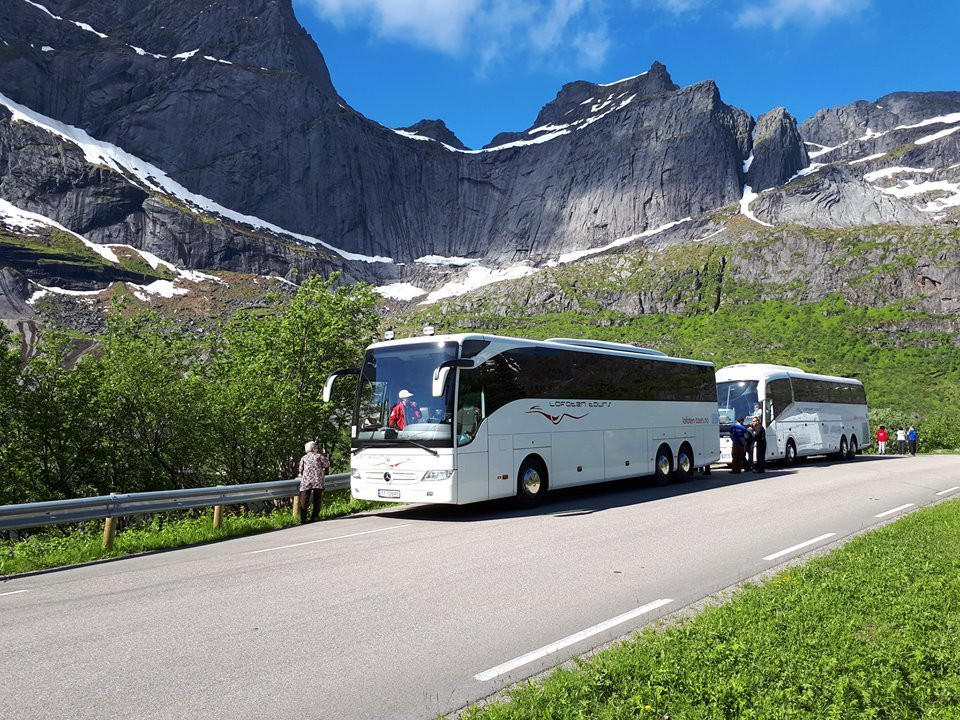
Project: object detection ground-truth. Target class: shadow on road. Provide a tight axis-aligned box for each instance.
[370,454,898,525]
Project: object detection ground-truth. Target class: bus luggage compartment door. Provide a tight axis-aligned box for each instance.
[551,431,603,488]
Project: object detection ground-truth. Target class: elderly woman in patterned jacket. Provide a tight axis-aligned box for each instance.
[298,441,330,524]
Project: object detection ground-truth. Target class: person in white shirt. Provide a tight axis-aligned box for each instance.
[895,427,907,455]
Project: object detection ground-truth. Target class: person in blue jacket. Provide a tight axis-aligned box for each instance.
[907,424,918,455]
[730,417,748,473]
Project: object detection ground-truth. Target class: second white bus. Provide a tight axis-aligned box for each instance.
[325,333,720,506]
[716,363,870,465]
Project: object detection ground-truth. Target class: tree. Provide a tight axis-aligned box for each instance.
[207,274,379,483]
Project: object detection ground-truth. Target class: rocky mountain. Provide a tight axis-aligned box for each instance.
[1,0,959,331]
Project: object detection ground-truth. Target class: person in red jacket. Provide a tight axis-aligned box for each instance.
[388,389,420,430]
[876,425,888,455]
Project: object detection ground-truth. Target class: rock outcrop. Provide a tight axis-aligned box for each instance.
[801,91,960,147]
[751,166,929,228]
[746,107,809,192]
[399,120,468,150]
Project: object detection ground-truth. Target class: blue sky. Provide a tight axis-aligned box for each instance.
[292,0,959,149]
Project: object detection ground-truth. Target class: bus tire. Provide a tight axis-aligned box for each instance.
[784,440,797,465]
[837,435,849,460]
[675,443,694,482]
[848,436,859,460]
[517,456,547,507]
[653,444,673,486]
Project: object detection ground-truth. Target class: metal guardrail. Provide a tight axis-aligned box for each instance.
[0,474,350,532]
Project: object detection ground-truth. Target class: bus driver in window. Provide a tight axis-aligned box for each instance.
[388,389,421,430]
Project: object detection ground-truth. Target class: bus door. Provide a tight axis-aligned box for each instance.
[764,378,793,460]
[455,385,489,503]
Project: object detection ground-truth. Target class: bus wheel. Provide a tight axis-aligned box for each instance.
[517,457,547,507]
[675,443,694,482]
[784,440,797,465]
[653,445,673,486]
[837,435,849,460]
[848,436,858,460]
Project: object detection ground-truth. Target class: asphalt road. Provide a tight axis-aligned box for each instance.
[2,454,958,719]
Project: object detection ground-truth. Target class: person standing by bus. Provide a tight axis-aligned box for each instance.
[298,441,330,524]
[876,426,888,455]
[388,389,420,430]
[749,416,767,472]
[907,424,918,455]
[896,427,907,455]
[730,417,748,473]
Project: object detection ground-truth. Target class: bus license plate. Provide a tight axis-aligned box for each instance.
[378,489,401,499]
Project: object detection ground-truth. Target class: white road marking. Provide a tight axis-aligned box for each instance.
[474,598,672,682]
[0,589,29,597]
[875,503,915,518]
[936,486,959,496]
[763,533,836,561]
[246,524,411,554]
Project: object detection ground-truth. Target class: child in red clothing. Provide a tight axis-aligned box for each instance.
[876,426,888,455]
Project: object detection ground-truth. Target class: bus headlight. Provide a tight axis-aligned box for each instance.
[351,469,361,480]
[422,470,454,482]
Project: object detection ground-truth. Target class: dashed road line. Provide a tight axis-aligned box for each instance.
[246,524,411,554]
[763,533,836,561]
[474,598,672,682]
[875,503,914,518]
[936,486,959,496]
[0,589,29,597]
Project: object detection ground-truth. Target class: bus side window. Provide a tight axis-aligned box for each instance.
[457,369,486,446]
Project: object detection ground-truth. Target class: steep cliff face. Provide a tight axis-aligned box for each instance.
[1,1,757,264]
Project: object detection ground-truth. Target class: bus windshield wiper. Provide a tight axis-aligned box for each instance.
[381,439,440,456]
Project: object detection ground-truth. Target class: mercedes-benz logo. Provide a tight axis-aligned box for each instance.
[383,472,392,482]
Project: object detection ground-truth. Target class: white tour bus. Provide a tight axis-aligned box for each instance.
[324,333,720,506]
[716,364,870,465]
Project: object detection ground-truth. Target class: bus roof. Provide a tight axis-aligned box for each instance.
[716,363,863,386]
[366,333,713,367]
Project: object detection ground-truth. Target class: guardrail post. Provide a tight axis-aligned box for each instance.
[291,494,300,519]
[102,517,117,550]
[213,505,224,529]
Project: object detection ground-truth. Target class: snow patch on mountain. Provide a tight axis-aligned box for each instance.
[375,283,427,301]
[0,198,119,263]
[739,186,773,227]
[419,265,538,304]
[415,255,479,267]
[550,218,694,265]
[0,92,392,263]
[22,0,107,38]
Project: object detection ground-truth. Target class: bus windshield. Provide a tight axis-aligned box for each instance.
[353,341,458,448]
[716,380,759,428]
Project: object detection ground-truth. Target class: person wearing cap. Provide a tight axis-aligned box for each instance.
[388,389,420,430]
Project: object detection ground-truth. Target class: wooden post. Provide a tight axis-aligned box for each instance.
[102,517,117,550]
[292,494,301,518]
[213,504,224,529]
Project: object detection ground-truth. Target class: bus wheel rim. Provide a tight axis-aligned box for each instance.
[678,452,691,473]
[523,468,541,494]
[657,454,671,475]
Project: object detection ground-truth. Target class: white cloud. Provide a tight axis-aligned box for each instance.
[300,0,480,53]
[573,27,611,70]
[736,0,869,29]
[299,0,610,71]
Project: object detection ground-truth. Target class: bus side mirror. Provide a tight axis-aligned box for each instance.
[322,368,360,403]
[432,359,473,397]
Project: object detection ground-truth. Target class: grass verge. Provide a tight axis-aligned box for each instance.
[0,489,391,576]
[461,499,960,719]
